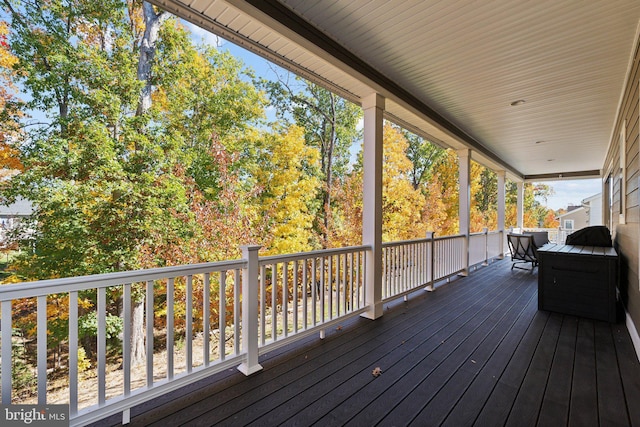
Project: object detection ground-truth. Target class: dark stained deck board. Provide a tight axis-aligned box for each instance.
[612,323,640,427]
[93,259,640,427]
[202,261,515,426]
[169,264,504,426]
[439,286,540,427]
[594,321,629,427]
[569,319,599,427]
[504,312,563,427]
[472,307,551,425]
[328,264,531,426]
[536,316,578,426]
[396,275,538,426]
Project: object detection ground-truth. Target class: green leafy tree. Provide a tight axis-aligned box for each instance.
[1,0,197,365]
[152,22,267,198]
[401,127,446,191]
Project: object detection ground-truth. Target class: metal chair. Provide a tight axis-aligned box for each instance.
[507,233,539,271]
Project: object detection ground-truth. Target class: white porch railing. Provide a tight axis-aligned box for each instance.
[512,227,571,244]
[380,231,503,302]
[469,229,504,267]
[0,231,504,426]
[381,237,432,301]
[0,260,247,426]
[256,246,369,353]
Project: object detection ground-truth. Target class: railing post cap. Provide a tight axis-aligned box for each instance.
[240,244,262,251]
[426,231,435,238]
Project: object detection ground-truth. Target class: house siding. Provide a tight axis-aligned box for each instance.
[557,207,588,231]
[606,29,640,336]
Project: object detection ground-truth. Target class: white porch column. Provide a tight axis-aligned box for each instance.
[458,148,471,276]
[516,181,524,230]
[497,170,506,259]
[361,93,384,320]
[238,244,263,375]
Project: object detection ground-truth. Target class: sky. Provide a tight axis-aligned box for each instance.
[534,179,602,211]
[185,22,607,214]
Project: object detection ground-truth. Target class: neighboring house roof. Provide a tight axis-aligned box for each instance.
[556,206,585,220]
[0,199,33,217]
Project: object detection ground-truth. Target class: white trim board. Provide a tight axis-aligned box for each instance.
[626,310,640,362]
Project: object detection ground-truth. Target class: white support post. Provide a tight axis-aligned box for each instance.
[37,295,47,404]
[497,170,506,259]
[458,149,471,276]
[238,245,263,376]
[483,227,489,266]
[361,93,384,320]
[1,300,12,405]
[425,231,435,291]
[517,181,524,230]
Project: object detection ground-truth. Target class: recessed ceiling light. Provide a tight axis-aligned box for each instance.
[510,99,526,106]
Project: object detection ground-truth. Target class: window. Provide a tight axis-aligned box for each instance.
[564,219,574,230]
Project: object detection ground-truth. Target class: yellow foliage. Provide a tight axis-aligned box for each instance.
[256,126,321,255]
[0,141,22,172]
[428,149,460,236]
[0,21,17,70]
[77,347,92,372]
[382,124,428,241]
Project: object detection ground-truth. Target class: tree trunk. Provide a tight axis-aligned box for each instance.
[127,2,169,366]
[322,98,337,248]
[136,2,169,117]
[130,297,146,366]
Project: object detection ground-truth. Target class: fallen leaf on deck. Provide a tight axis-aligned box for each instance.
[372,367,382,377]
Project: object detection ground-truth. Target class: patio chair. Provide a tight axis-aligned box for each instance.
[507,233,539,271]
[525,231,549,248]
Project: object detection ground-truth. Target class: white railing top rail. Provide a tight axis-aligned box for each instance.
[258,245,370,264]
[470,229,501,236]
[434,233,465,241]
[382,238,431,247]
[0,259,246,301]
[380,233,472,248]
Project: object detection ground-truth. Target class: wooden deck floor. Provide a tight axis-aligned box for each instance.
[96,258,640,426]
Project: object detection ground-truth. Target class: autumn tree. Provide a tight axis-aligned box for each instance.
[0,19,22,179]
[151,22,267,201]
[505,181,555,228]
[542,210,560,228]
[402,127,446,190]
[381,124,427,241]
[262,73,361,247]
[425,149,460,235]
[470,165,498,232]
[330,167,363,247]
[1,0,205,366]
[249,126,321,254]
[332,123,428,243]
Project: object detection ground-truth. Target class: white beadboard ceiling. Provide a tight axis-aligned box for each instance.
[151,0,640,181]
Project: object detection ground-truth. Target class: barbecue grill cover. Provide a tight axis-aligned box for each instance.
[564,225,612,247]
